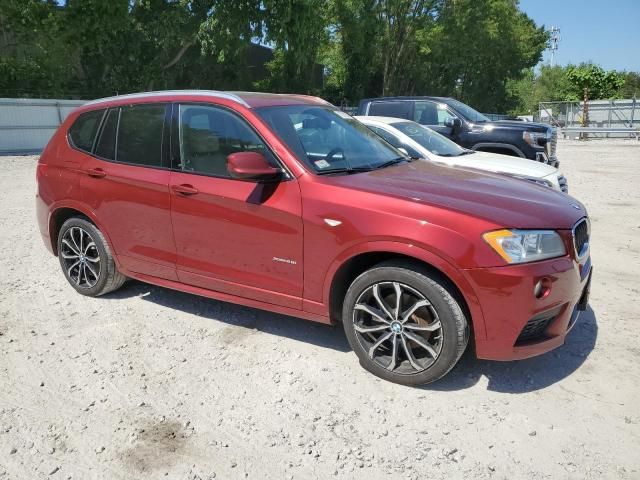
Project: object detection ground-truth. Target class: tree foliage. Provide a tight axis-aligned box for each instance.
[565,64,625,102]
[1,0,637,114]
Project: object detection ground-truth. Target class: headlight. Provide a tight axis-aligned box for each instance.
[483,229,566,264]
[522,131,546,147]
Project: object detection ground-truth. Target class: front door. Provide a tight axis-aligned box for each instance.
[413,100,459,139]
[169,103,304,309]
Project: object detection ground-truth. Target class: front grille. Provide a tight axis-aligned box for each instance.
[558,175,568,193]
[573,218,589,258]
[516,313,556,344]
[549,129,557,157]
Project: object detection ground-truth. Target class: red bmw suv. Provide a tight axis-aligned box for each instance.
[36,91,592,385]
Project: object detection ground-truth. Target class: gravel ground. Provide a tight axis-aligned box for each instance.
[1,139,639,480]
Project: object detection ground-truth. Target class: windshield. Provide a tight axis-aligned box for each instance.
[255,105,404,173]
[446,99,490,123]
[390,121,467,157]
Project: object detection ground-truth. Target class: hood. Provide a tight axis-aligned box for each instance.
[434,151,558,178]
[330,161,585,229]
[489,120,551,132]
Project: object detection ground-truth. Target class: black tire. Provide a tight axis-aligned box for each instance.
[342,260,469,386]
[57,217,126,297]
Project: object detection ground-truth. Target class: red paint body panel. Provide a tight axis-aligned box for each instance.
[80,157,178,280]
[169,171,304,309]
[36,90,592,362]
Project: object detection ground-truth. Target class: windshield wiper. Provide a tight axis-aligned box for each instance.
[456,150,476,156]
[316,166,374,175]
[373,157,410,170]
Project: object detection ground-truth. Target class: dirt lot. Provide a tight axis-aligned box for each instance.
[1,140,639,480]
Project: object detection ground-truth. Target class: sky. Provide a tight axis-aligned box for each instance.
[519,0,640,72]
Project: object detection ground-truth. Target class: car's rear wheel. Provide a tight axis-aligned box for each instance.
[342,261,469,386]
[57,217,126,296]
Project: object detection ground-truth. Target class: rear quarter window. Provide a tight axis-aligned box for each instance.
[68,109,105,153]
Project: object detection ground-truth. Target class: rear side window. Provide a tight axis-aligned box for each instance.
[116,104,166,167]
[94,108,118,160]
[368,101,412,119]
[68,109,104,153]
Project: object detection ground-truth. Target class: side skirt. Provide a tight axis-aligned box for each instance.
[122,270,332,325]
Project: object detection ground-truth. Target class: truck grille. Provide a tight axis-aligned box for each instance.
[573,218,589,258]
[558,175,568,193]
[549,129,557,157]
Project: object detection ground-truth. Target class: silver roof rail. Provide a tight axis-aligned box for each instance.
[84,90,250,108]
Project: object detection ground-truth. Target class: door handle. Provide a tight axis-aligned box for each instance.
[172,184,199,196]
[86,168,106,178]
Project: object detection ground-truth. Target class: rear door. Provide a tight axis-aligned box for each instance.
[367,101,413,120]
[168,103,304,309]
[80,103,177,280]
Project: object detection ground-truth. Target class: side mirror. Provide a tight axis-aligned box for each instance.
[445,117,462,130]
[227,151,281,182]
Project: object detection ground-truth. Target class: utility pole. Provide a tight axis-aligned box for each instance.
[548,26,561,67]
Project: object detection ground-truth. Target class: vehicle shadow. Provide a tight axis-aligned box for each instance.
[105,281,597,392]
[427,306,598,393]
[103,280,351,353]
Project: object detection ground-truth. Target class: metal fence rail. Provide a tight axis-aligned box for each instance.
[539,98,638,138]
[0,98,85,155]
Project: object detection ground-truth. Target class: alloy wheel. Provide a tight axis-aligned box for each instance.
[60,226,101,289]
[352,281,443,374]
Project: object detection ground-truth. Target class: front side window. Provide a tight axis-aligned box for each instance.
[178,104,271,177]
[391,121,466,157]
[414,101,458,126]
[68,109,104,153]
[446,99,490,123]
[116,104,165,167]
[256,106,403,173]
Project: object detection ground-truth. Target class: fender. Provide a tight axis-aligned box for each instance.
[46,199,124,271]
[320,240,487,339]
[471,142,525,158]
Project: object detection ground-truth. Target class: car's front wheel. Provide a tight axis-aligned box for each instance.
[342,261,469,386]
[57,217,126,296]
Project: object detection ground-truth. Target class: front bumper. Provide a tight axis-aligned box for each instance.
[463,254,592,361]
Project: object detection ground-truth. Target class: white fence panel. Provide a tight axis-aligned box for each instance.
[0,98,85,154]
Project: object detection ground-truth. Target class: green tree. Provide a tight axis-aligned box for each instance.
[565,64,625,102]
[619,71,640,98]
[257,0,329,93]
[566,64,624,126]
[506,65,573,115]
[421,0,548,112]
[324,0,384,103]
